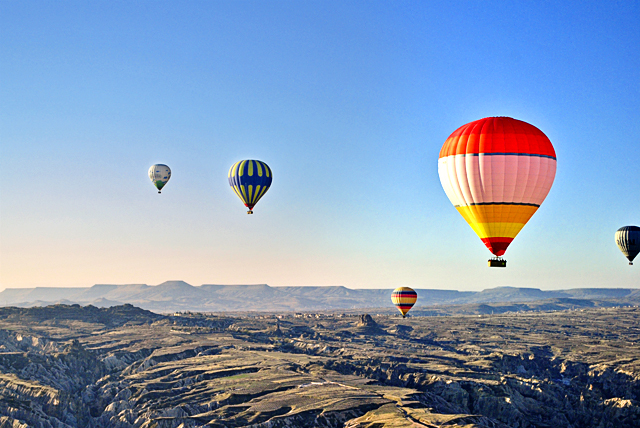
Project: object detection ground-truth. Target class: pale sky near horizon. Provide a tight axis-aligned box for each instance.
[1,1,638,291]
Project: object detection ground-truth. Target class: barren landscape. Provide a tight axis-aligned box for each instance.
[1,303,639,427]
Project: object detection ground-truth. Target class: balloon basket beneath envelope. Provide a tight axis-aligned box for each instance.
[488,258,507,268]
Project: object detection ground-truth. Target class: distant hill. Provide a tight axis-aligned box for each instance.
[1,281,638,313]
[0,303,163,326]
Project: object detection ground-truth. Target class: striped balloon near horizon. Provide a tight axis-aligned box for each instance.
[228,160,273,214]
[615,226,640,265]
[438,117,557,258]
[391,287,417,318]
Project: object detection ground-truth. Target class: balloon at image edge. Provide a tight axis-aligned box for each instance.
[615,226,640,265]
[391,287,417,318]
[149,164,171,193]
[228,160,273,214]
[438,117,557,265]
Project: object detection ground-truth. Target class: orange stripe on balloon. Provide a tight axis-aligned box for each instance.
[456,204,539,223]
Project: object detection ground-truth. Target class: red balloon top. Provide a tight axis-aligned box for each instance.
[439,117,556,159]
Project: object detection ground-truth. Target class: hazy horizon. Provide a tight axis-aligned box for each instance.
[2,279,639,293]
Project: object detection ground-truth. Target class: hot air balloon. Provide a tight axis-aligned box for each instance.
[438,117,557,267]
[391,287,417,318]
[149,164,171,193]
[228,160,272,214]
[615,226,640,265]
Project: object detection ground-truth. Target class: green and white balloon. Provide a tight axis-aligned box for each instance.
[149,164,171,193]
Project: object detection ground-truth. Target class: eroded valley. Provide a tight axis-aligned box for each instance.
[1,305,639,427]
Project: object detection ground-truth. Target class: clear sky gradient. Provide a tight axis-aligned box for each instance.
[1,1,638,291]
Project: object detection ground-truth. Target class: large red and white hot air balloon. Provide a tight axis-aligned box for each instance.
[438,117,557,267]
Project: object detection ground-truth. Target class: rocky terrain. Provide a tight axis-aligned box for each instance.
[1,304,639,427]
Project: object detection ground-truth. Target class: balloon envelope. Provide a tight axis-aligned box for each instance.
[149,164,171,193]
[438,117,557,257]
[228,160,273,213]
[615,226,640,265]
[391,287,417,317]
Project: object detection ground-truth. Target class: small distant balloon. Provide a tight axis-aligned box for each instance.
[615,226,640,265]
[228,160,272,214]
[391,287,417,318]
[149,164,171,194]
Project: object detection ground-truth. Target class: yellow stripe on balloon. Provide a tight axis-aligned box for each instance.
[466,222,527,239]
[239,160,248,177]
[240,185,248,203]
[229,161,238,178]
[456,205,539,239]
[256,185,268,202]
[265,163,271,178]
[256,161,263,177]
[392,296,417,304]
[232,186,243,201]
[248,185,254,202]
[231,186,244,205]
[248,160,254,177]
[254,185,261,203]
[456,204,539,223]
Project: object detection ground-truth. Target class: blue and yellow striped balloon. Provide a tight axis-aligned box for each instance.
[228,160,273,214]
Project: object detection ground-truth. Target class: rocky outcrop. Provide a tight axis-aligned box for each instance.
[356,314,377,328]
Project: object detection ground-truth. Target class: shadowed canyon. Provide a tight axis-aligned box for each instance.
[1,303,639,427]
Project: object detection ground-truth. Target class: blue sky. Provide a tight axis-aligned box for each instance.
[1,0,638,291]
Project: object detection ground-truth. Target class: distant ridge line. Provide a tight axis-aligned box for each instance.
[1,282,638,313]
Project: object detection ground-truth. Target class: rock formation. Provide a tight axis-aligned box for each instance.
[1,305,639,427]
